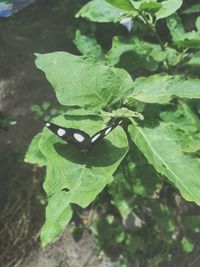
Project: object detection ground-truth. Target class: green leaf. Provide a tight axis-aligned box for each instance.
[183,215,200,233]
[25,133,47,167]
[39,114,128,245]
[106,36,180,71]
[156,0,183,20]
[75,0,122,23]
[182,3,200,14]
[181,236,194,253]
[127,74,200,104]
[41,191,72,246]
[106,0,134,10]
[139,1,162,12]
[167,15,200,49]
[128,122,200,205]
[73,30,103,59]
[35,52,133,110]
[185,52,200,67]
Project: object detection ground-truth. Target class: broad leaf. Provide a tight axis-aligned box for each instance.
[156,0,183,20]
[75,0,122,23]
[127,74,200,104]
[74,30,103,59]
[129,122,200,205]
[35,52,133,110]
[38,114,128,245]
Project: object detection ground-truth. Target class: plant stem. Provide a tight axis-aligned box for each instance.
[141,13,165,50]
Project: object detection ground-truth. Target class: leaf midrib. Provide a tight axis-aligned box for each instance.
[134,125,198,202]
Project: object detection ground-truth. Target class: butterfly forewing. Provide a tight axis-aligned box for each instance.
[90,120,122,145]
[45,122,91,152]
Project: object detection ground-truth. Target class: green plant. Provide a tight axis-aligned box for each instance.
[25,0,200,265]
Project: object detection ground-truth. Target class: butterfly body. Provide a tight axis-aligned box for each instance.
[45,120,122,154]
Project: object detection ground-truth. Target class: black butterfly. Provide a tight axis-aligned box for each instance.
[45,120,122,154]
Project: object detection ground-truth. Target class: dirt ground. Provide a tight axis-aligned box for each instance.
[1,1,200,267]
[0,0,106,266]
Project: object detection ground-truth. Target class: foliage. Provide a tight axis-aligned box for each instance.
[25,0,200,265]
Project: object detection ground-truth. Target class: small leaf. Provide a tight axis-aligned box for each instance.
[25,133,47,167]
[75,0,122,23]
[127,74,200,104]
[73,30,103,59]
[129,122,200,205]
[35,52,133,111]
[156,0,183,20]
[41,191,72,247]
[106,0,134,11]
[182,4,200,14]
[181,236,194,253]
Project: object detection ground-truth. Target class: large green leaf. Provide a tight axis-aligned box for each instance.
[156,0,183,20]
[129,122,200,205]
[38,114,128,245]
[75,0,122,22]
[127,74,200,104]
[35,52,133,110]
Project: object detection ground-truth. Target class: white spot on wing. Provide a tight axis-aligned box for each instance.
[57,128,66,136]
[118,120,122,125]
[74,133,85,142]
[91,133,101,143]
[46,122,50,127]
[105,127,112,135]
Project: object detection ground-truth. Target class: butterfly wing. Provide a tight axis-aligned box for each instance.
[45,122,91,153]
[90,120,122,145]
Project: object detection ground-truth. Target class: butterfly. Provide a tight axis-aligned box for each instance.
[45,119,123,154]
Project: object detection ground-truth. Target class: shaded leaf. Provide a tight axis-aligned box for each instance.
[182,3,200,14]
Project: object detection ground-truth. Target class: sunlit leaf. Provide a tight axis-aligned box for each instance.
[75,0,122,22]
[156,0,183,20]
[35,52,133,111]
[25,133,47,167]
[127,74,200,104]
[129,122,200,205]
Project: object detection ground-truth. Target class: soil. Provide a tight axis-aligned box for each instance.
[0,0,104,266]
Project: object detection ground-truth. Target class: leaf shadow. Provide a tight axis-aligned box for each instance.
[54,140,126,167]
